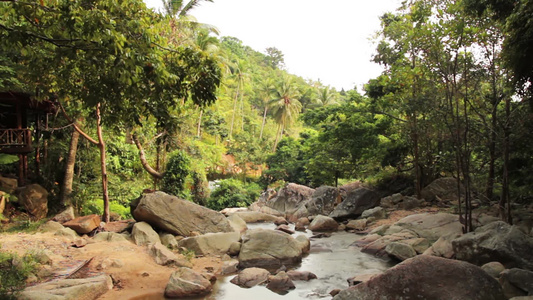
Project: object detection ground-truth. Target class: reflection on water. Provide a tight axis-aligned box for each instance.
[129,224,393,300]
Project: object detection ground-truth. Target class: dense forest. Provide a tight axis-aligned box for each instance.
[1,0,532,231]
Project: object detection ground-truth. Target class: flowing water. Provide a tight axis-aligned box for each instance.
[132,223,393,299]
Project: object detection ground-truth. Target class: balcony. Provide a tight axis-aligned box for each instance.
[0,129,32,154]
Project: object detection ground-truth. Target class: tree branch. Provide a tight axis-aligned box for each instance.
[132,134,164,179]
[58,101,99,145]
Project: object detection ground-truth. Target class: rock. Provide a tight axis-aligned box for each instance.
[509,297,533,300]
[52,206,75,223]
[16,184,48,220]
[259,206,284,217]
[132,221,161,246]
[19,274,112,300]
[0,191,5,215]
[276,224,294,234]
[228,241,241,256]
[249,188,278,212]
[274,217,288,226]
[160,233,179,250]
[330,289,342,297]
[385,242,417,261]
[346,219,368,231]
[305,186,341,216]
[369,224,390,235]
[220,207,248,216]
[178,232,240,256]
[380,193,403,208]
[452,221,533,270]
[226,213,247,233]
[423,233,461,258]
[133,191,233,236]
[0,176,18,193]
[338,181,362,196]
[54,227,78,239]
[352,234,381,247]
[390,213,463,243]
[231,211,279,223]
[421,177,463,204]
[482,262,506,278]
[97,258,124,270]
[360,230,418,257]
[286,204,310,223]
[266,183,315,214]
[333,255,506,300]
[104,219,135,233]
[286,270,317,281]
[308,215,338,232]
[267,271,295,294]
[329,188,380,220]
[165,267,212,298]
[347,273,382,286]
[219,259,239,275]
[238,229,303,269]
[295,217,310,231]
[295,235,311,254]
[63,214,101,234]
[93,232,127,242]
[361,207,386,221]
[149,242,192,268]
[38,221,64,233]
[500,268,533,296]
[401,238,430,254]
[401,196,425,209]
[230,267,270,288]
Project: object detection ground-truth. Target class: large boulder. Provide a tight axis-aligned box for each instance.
[0,176,17,193]
[266,183,314,214]
[133,192,233,236]
[305,186,341,216]
[16,184,48,220]
[308,215,338,232]
[149,242,192,268]
[333,255,506,300]
[238,229,303,269]
[19,274,113,300]
[452,221,533,270]
[389,213,463,243]
[421,177,463,204]
[329,188,380,220]
[226,213,247,233]
[178,232,240,256]
[230,267,270,288]
[231,211,279,223]
[51,206,76,224]
[385,242,417,261]
[131,221,161,246]
[63,214,101,234]
[165,268,212,298]
[249,188,277,212]
[499,268,533,297]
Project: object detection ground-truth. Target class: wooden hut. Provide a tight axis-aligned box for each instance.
[0,92,56,185]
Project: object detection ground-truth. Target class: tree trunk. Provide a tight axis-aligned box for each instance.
[273,124,281,152]
[197,109,203,138]
[500,97,512,224]
[229,82,240,138]
[96,103,110,223]
[59,129,79,207]
[259,107,268,140]
[133,134,164,180]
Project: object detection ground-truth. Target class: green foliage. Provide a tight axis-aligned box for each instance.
[81,199,132,220]
[162,150,191,198]
[207,178,261,211]
[0,154,18,165]
[0,250,38,298]
[261,136,309,186]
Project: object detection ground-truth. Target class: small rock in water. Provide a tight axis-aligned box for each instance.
[267,271,295,294]
[276,224,295,234]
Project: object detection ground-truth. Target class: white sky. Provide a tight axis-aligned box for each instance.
[144,0,402,91]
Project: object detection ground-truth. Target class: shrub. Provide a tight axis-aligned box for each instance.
[162,150,191,198]
[207,179,261,211]
[0,250,38,299]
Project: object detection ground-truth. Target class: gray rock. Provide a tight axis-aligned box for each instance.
[452,221,533,270]
[52,206,76,224]
[19,274,112,300]
[230,267,270,288]
[38,221,64,233]
[228,241,241,256]
[286,270,317,281]
[132,221,160,246]
[391,213,463,243]
[219,259,239,275]
[329,188,380,220]
[0,176,17,193]
[421,177,463,203]
[305,186,341,216]
[423,233,462,258]
[238,229,303,269]
[165,267,212,298]
[308,215,338,232]
[500,268,533,295]
[385,242,417,261]
[63,214,101,234]
[276,224,295,234]
[17,184,48,220]
[231,211,279,223]
[178,232,240,256]
[133,191,233,236]
[267,271,295,293]
[227,213,247,233]
[361,207,386,221]
[93,232,128,242]
[266,183,315,214]
[401,238,430,254]
[149,242,192,268]
[160,233,179,250]
[54,227,78,239]
[346,219,368,231]
[295,235,311,254]
[360,230,418,257]
[482,262,506,278]
[333,255,506,300]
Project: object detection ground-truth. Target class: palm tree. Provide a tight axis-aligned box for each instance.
[316,86,339,106]
[269,74,302,151]
[228,59,249,138]
[257,76,276,140]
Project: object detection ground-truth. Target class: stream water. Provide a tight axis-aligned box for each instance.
[132,223,393,299]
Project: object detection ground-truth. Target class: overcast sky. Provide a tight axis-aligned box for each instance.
[144,0,402,91]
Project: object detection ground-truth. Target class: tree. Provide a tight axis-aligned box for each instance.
[269,74,302,151]
[264,47,285,69]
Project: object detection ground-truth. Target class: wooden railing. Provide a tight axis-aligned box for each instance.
[0,129,31,148]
